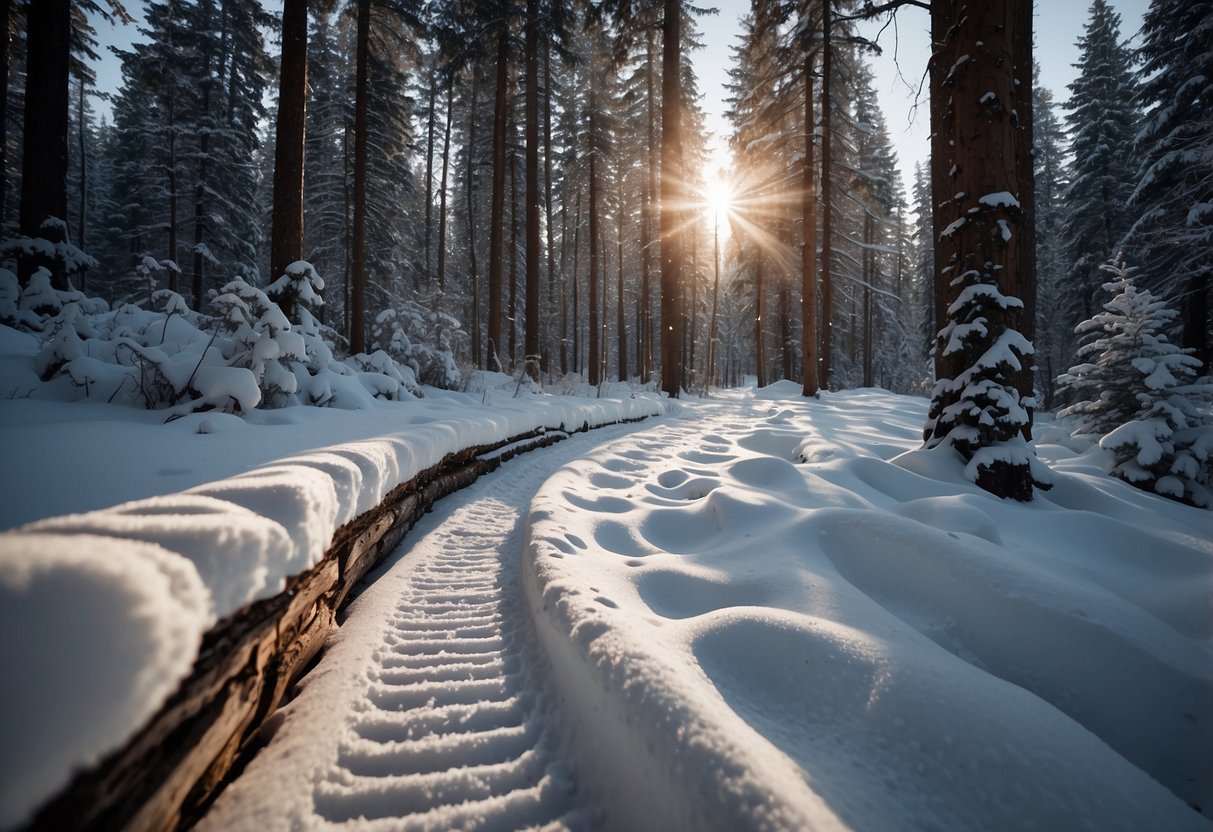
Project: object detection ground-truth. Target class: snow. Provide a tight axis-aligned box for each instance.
[978,191,1020,209]
[0,355,665,829]
[2,365,1211,830]
[0,533,210,830]
[525,384,1212,830]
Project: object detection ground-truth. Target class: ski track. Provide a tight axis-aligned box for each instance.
[312,497,586,832]
[200,419,659,832]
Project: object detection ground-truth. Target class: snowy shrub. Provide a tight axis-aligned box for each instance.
[1058,258,1213,507]
[370,301,462,390]
[7,253,454,417]
[212,277,304,409]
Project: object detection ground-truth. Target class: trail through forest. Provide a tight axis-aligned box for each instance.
[196,417,659,831]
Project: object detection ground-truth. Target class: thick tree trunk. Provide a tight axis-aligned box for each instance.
[350,0,370,354]
[524,0,541,379]
[927,0,1040,500]
[19,0,70,288]
[780,279,791,381]
[801,46,819,396]
[660,0,684,397]
[487,32,509,371]
[819,0,832,388]
[270,0,307,291]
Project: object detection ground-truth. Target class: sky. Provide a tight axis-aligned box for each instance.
[90,0,1152,196]
[693,0,1152,194]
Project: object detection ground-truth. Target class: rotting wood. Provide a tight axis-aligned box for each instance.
[24,416,651,832]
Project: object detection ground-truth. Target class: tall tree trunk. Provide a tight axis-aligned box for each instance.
[572,195,581,376]
[350,0,370,354]
[543,47,557,374]
[819,0,832,388]
[76,76,87,290]
[342,114,351,339]
[1,0,10,233]
[1012,2,1035,406]
[780,278,791,380]
[524,0,541,379]
[617,188,627,380]
[192,96,209,310]
[423,60,437,289]
[707,210,721,388]
[926,0,1040,500]
[641,28,657,385]
[863,212,874,387]
[588,57,601,387]
[19,0,70,288]
[270,0,307,293]
[660,0,684,397]
[755,250,766,388]
[487,31,509,371]
[509,148,519,369]
[437,77,453,292]
[467,65,482,365]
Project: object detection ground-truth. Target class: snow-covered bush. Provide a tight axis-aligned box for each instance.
[1058,258,1213,507]
[370,300,461,390]
[213,276,303,409]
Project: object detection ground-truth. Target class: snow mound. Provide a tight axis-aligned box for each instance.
[525,388,1213,830]
[0,533,209,830]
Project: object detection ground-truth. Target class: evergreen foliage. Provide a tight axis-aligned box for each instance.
[1059,258,1213,507]
[1061,0,1139,330]
[1122,0,1213,364]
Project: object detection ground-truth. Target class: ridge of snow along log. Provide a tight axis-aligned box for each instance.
[524,384,1213,831]
[0,373,665,831]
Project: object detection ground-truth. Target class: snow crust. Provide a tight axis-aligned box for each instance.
[0,371,664,828]
[525,384,1213,830]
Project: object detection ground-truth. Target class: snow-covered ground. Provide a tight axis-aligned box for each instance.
[2,328,1211,830]
[0,320,665,830]
[526,383,1213,830]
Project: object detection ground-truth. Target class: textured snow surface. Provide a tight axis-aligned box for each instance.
[0,372,664,830]
[196,418,658,832]
[0,533,210,829]
[526,383,1212,830]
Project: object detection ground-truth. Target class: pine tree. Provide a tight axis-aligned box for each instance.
[1032,69,1070,408]
[1123,0,1213,366]
[1060,0,1139,329]
[1058,257,1213,507]
[925,0,1051,501]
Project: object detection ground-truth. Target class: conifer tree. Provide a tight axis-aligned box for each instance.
[1060,0,1138,328]
[1123,0,1212,365]
[1058,258,1213,507]
[1033,70,1070,407]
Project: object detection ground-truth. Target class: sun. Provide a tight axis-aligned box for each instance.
[704,171,733,238]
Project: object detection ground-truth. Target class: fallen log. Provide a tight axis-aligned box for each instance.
[24,419,641,832]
